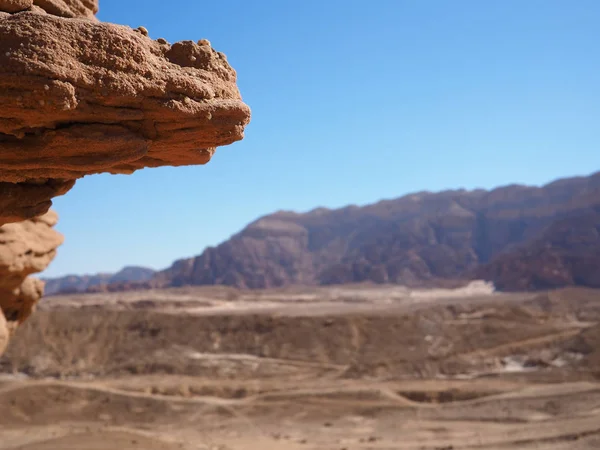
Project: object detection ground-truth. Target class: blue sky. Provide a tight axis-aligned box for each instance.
[45,0,600,277]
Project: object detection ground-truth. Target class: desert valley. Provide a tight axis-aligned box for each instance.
[43,171,600,295]
[1,284,600,449]
[1,0,599,449]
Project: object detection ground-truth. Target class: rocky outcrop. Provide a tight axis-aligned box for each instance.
[0,1,98,18]
[0,5,250,225]
[0,210,62,354]
[0,1,250,353]
[108,172,600,291]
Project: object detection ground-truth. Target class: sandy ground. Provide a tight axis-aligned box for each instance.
[1,284,599,449]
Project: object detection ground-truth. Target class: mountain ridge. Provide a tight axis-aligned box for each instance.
[43,266,156,295]
[49,171,600,294]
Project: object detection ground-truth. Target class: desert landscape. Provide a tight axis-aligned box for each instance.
[1,283,599,449]
[0,1,598,449]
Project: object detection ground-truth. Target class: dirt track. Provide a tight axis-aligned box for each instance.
[1,285,599,449]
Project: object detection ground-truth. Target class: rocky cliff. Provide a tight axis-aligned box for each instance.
[474,209,600,291]
[116,172,600,292]
[0,0,250,352]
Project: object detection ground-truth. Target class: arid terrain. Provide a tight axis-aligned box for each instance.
[1,2,597,450]
[1,283,599,449]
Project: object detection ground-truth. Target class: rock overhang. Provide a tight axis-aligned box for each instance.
[0,7,251,224]
[0,0,250,353]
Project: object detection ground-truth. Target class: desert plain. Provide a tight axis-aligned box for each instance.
[0,283,599,449]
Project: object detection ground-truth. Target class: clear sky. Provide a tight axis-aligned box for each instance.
[44,0,600,277]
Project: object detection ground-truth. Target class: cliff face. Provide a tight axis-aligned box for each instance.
[131,172,600,291]
[474,209,600,291]
[0,0,99,18]
[0,1,250,352]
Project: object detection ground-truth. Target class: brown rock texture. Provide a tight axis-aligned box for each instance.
[32,0,98,18]
[0,0,249,353]
[0,1,33,13]
[0,179,75,225]
[0,210,62,349]
[0,308,7,355]
[0,6,250,225]
[0,0,97,18]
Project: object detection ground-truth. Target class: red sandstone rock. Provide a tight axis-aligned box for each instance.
[0,7,250,225]
[0,0,249,353]
[32,0,98,18]
[0,1,33,13]
[0,210,62,348]
[1,0,97,18]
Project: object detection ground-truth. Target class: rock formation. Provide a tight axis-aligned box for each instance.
[0,1,98,18]
[0,1,250,225]
[0,210,62,354]
[0,0,251,352]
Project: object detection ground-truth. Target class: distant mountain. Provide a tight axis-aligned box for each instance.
[474,209,600,291]
[43,266,155,295]
[92,171,600,292]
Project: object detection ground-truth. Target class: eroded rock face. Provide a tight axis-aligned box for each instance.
[32,0,98,18]
[0,304,8,355]
[0,210,62,349]
[0,6,250,225]
[0,1,250,353]
[1,0,97,18]
[0,179,75,225]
